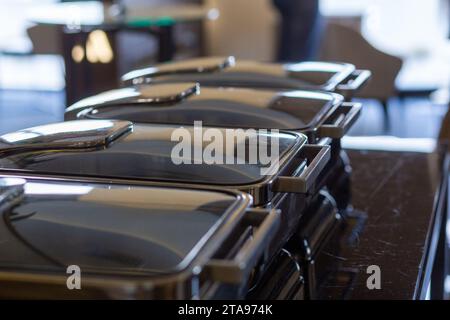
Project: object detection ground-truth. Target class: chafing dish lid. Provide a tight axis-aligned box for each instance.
[0,177,240,276]
[121,56,355,90]
[67,83,200,111]
[0,120,132,153]
[69,85,341,131]
[122,56,235,83]
[0,123,305,186]
[285,62,354,87]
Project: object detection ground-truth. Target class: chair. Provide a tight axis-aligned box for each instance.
[26,24,63,55]
[319,22,403,117]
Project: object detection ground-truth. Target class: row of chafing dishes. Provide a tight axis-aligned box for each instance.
[0,57,371,299]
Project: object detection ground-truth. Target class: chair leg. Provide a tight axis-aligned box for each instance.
[381,100,390,133]
[381,100,389,117]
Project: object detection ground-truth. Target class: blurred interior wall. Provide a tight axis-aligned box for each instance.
[204,0,278,61]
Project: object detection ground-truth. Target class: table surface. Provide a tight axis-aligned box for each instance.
[28,1,213,28]
[320,137,448,299]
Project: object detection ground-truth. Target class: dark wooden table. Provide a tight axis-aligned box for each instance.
[320,141,449,299]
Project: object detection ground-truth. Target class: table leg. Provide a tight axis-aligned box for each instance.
[430,161,449,299]
[157,25,175,62]
[62,29,119,106]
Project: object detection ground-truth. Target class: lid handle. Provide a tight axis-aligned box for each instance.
[318,102,362,139]
[336,69,371,97]
[121,56,235,84]
[67,84,200,117]
[0,120,132,154]
[204,208,280,284]
[272,144,330,194]
[0,178,26,212]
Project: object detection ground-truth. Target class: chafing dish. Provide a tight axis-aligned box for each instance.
[247,190,342,300]
[0,176,279,299]
[65,83,356,209]
[289,190,343,299]
[0,120,330,271]
[65,83,361,145]
[246,249,305,300]
[121,56,371,100]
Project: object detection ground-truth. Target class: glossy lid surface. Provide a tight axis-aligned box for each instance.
[0,120,133,153]
[68,85,341,131]
[0,177,240,276]
[0,122,305,186]
[67,83,200,112]
[121,56,235,83]
[121,56,355,91]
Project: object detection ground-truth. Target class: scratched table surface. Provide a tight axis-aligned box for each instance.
[320,145,447,300]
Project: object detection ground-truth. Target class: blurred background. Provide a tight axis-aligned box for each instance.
[1,0,450,140]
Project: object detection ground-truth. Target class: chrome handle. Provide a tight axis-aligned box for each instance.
[0,120,132,155]
[336,69,371,93]
[272,145,331,194]
[318,102,362,139]
[121,56,235,84]
[204,208,280,284]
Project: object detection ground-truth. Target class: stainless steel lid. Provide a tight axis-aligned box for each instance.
[0,175,280,298]
[121,56,371,99]
[67,84,341,132]
[0,177,241,275]
[0,121,304,187]
[0,121,330,205]
[66,84,361,140]
[68,83,200,112]
[0,119,132,153]
[121,57,235,83]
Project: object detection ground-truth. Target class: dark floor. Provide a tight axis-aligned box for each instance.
[0,89,448,139]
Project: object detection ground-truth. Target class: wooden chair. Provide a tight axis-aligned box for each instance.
[319,22,403,118]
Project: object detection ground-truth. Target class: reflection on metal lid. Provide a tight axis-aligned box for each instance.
[136,83,199,103]
[0,177,26,188]
[286,61,350,73]
[0,178,26,212]
[0,178,241,276]
[0,120,132,152]
[281,90,340,101]
[24,183,94,196]
[68,88,140,111]
[122,56,235,82]
[67,83,199,112]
